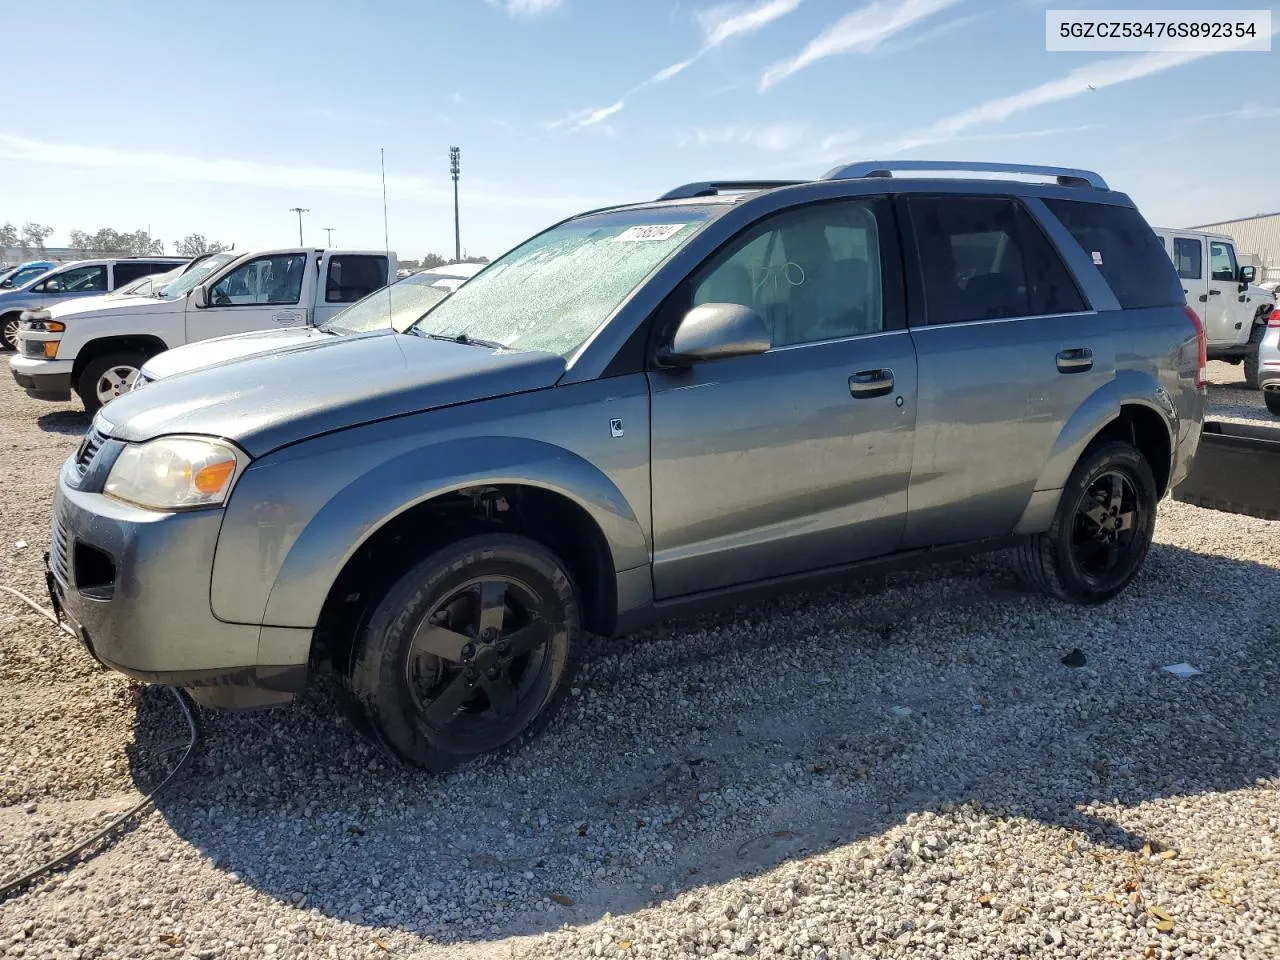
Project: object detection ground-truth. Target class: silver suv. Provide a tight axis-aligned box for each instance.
[46,161,1205,770]
[0,257,185,350]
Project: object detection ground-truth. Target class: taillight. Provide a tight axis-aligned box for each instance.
[1185,305,1207,388]
[1269,307,1280,328]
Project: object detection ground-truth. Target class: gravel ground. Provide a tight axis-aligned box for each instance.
[2,364,1278,959]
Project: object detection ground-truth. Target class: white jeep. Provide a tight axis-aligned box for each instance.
[1155,227,1276,388]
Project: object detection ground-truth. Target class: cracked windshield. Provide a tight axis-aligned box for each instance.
[410,210,710,355]
[409,209,711,358]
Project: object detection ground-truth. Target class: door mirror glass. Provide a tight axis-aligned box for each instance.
[660,303,770,366]
[1240,264,1257,284]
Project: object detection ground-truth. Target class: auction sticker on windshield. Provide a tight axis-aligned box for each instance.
[613,224,687,242]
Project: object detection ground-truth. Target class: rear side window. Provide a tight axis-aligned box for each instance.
[908,196,1085,324]
[1042,198,1185,309]
[1172,238,1202,280]
[112,262,152,286]
[326,255,388,303]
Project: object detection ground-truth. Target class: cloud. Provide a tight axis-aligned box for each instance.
[544,0,801,132]
[493,0,562,16]
[677,123,808,152]
[0,133,605,211]
[921,42,1256,142]
[760,0,961,90]
[543,99,626,130]
[646,0,802,85]
[697,0,804,47]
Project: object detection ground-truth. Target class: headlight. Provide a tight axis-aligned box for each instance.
[104,436,248,510]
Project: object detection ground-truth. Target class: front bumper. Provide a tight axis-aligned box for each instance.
[50,455,308,708]
[10,355,73,401]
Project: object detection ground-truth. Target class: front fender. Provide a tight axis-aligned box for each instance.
[1032,368,1176,493]
[211,434,649,629]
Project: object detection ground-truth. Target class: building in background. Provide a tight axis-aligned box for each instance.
[1190,212,1280,282]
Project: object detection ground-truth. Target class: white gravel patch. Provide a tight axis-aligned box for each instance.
[1,375,1278,959]
[1205,360,1277,427]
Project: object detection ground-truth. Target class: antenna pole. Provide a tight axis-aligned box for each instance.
[450,146,461,262]
[288,207,309,245]
[381,148,392,327]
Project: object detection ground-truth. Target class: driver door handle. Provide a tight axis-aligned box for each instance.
[1056,347,1093,374]
[849,368,894,398]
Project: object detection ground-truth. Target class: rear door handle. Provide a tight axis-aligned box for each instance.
[849,368,893,398]
[1056,347,1093,374]
[1208,290,1221,296]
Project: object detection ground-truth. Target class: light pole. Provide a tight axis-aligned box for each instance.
[288,207,310,245]
[323,227,336,247]
[449,146,460,262]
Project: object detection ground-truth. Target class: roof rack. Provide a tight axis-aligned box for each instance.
[658,180,804,201]
[820,161,1109,190]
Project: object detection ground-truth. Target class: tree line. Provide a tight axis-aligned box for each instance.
[1,221,229,259]
[403,253,490,270]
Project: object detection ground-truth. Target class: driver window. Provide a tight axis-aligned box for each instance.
[209,254,307,306]
[1209,242,1238,283]
[40,265,107,293]
[691,200,884,347]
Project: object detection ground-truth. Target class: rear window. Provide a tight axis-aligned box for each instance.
[1042,199,1184,310]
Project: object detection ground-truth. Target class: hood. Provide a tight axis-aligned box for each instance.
[1248,283,1277,304]
[141,326,328,380]
[100,331,567,456]
[46,294,178,320]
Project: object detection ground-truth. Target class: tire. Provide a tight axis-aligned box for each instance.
[345,533,582,771]
[1265,391,1280,417]
[1,313,20,352]
[78,351,145,416]
[1015,441,1158,605]
[1243,323,1265,390]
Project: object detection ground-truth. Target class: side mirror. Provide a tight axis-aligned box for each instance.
[190,283,208,308]
[1240,265,1257,285]
[658,302,771,367]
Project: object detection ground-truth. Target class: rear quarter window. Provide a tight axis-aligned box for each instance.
[1042,199,1185,310]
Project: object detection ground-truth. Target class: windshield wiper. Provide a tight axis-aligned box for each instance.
[419,331,505,350]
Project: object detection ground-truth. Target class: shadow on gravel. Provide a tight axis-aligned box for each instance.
[133,543,1280,945]
[37,410,90,436]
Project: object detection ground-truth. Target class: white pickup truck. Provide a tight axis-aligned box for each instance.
[1155,227,1276,387]
[10,247,397,414]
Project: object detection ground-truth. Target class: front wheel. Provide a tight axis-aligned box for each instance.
[78,351,145,416]
[1,313,21,351]
[1015,441,1158,604]
[1243,323,1265,390]
[346,533,582,771]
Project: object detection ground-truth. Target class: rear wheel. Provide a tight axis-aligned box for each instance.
[78,351,145,416]
[1015,441,1158,604]
[1,313,20,351]
[1243,323,1265,390]
[1265,391,1280,417]
[346,533,581,771]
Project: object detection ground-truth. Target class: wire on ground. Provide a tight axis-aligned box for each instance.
[0,584,201,901]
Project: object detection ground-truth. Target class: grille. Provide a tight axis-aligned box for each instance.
[73,427,105,478]
[49,505,71,586]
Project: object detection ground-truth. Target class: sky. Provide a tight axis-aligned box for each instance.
[1,0,1277,261]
